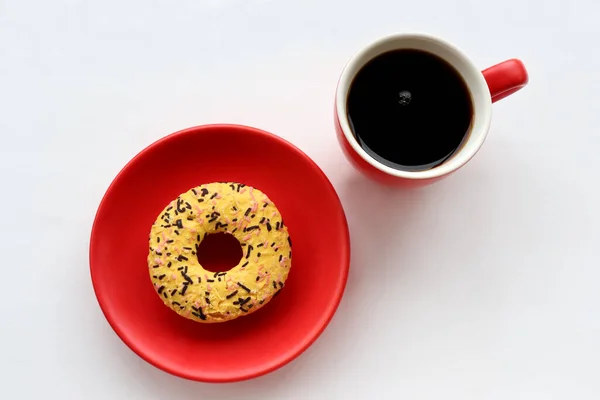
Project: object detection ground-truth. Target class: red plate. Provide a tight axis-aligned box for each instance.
[90,125,350,383]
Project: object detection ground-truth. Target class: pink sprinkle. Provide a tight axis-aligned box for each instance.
[243,234,251,241]
[207,284,212,291]
[215,194,222,199]
[171,274,177,280]
[154,257,163,265]
[239,188,247,194]
[193,301,201,308]
[272,212,277,217]
[251,202,258,213]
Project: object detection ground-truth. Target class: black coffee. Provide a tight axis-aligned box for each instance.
[347,49,473,171]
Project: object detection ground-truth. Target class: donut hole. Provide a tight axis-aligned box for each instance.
[196,232,243,273]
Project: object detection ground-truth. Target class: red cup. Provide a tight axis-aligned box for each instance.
[335,33,529,187]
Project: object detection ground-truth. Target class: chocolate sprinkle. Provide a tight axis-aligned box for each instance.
[171,289,177,296]
[257,243,263,247]
[152,265,159,268]
[158,274,165,280]
[272,281,277,289]
[175,219,183,229]
[185,201,192,209]
[257,252,261,257]
[238,282,251,293]
[181,285,188,295]
[191,311,207,320]
[174,230,179,235]
[256,276,260,281]
[156,237,160,243]
[260,217,265,224]
[181,272,193,284]
[245,207,251,216]
[266,222,272,232]
[172,301,180,306]
[279,254,283,262]
[177,255,188,262]
[226,290,238,299]
[207,279,214,283]
[278,281,284,288]
[244,225,259,232]
[205,297,210,304]
[210,193,218,199]
[239,297,251,306]
[208,217,218,223]
[166,206,173,211]
[167,240,174,243]
[288,237,292,246]
[263,203,268,207]
[167,262,172,268]
[163,292,168,299]
[183,247,192,251]
[245,245,253,259]
[155,251,163,256]
[201,188,209,197]
[198,277,202,283]
[276,222,280,230]
[191,188,197,195]
[157,286,165,294]
[241,261,249,268]
[240,307,248,313]
[271,242,275,247]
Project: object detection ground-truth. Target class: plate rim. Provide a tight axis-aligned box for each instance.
[89,124,351,383]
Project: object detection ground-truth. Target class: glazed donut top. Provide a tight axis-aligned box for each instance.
[148,182,292,323]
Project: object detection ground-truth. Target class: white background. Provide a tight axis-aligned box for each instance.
[1,0,599,399]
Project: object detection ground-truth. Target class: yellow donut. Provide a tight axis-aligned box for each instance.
[147,182,292,323]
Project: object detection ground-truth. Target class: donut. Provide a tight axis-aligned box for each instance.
[147,182,292,323]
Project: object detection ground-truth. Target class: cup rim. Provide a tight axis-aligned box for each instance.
[335,32,492,180]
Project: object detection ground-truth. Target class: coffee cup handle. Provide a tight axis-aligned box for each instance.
[482,59,529,103]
